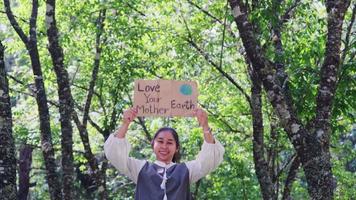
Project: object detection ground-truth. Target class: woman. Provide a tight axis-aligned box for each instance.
[104,107,224,200]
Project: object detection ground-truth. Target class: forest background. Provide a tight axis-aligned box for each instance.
[0,0,355,199]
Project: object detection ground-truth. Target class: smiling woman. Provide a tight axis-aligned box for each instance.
[104,107,224,200]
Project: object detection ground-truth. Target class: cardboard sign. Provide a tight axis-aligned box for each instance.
[133,79,198,117]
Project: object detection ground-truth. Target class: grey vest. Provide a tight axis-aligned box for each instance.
[135,162,192,200]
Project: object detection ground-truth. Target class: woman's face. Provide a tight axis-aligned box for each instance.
[153,130,178,164]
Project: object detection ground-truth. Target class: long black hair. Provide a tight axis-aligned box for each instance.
[151,127,181,163]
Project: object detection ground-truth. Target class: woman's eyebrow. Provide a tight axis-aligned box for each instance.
[156,137,174,142]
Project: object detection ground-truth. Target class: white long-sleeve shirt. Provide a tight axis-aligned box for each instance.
[104,134,225,184]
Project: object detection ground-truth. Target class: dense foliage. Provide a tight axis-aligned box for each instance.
[0,0,354,199]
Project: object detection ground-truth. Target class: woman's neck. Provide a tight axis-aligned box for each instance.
[154,160,175,168]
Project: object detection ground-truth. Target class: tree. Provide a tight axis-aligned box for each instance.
[228,0,351,199]
[0,41,17,200]
[3,0,62,199]
[184,1,300,198]
[69,7,108,199]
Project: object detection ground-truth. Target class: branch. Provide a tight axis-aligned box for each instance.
[187,37,252,107]
[7,75,55,105]
[28,144,85,155]
[271,0,295,110]
[82,9,106,127]
[72,110,103,189]
[9,88,33,98]
[3,0,28,43]
[282,155,300,200]
[88,116,105,135]
[199,103,245,134]
[276,153,296,179]
[8,74,25,85]
[193,179,201,199]
[219,1,229,69]
[187,0,223,23]
[179,6,252,107]
[69,63,80,85]
[314,0,351,136]
[72,99,105,135]
[251,0,259,10]
[187,0,237,39]
[126,2,146,17]
[337,4,356,94]
[8,74,34,93]
[71,83,101,97]
[341,3,356,66]
[73,100,106,136]
[98,82,108,118]
[0,10,29,23]
[126,90,152,142]
[137,117,152,142]
[267,121,279,182]
[280,0,301,24]
[9,86,59,109]
[108,90,121,136]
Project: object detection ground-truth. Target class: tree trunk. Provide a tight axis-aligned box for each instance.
[27,32,63,200]
[3,1,62,199]
[18,144,33,200]
[304,1,351,198]
[0,41,17,200]
[45,0,74,199]
[73,114,106,199]
[250,65,275,199]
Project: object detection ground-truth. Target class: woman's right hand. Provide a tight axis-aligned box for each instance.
[115,107,138,138]
[122,107,138,126]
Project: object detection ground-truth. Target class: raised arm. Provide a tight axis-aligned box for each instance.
[104,108,146,183]
[185,108,225,183]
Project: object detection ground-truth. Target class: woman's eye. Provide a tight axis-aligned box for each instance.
[158,141,163,144]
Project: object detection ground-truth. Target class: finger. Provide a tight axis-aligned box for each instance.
[197,110,203,117]
[192,109,198,116]
[133,107,138,113]
[128,109,133,115]
[197,107,202,112]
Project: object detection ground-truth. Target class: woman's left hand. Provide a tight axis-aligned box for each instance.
[194,108,209,130]
[194,108,214,143]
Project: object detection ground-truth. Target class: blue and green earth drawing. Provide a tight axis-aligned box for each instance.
[179,84,193,95]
